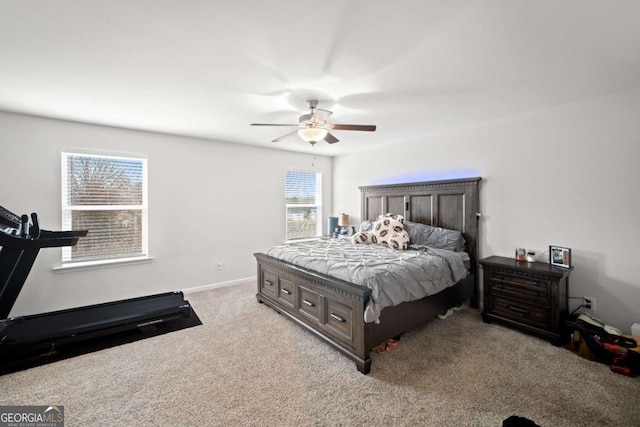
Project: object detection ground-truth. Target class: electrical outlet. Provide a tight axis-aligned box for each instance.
[583,296,596,311]
[216,259,223,270]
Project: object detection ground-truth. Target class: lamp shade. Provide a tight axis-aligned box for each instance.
[338,213,349,227]
[298,127,328,143]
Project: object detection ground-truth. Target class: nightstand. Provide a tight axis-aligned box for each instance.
[480,255,573,345]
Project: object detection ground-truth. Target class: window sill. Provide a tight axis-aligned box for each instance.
[285,237,322,244]
[52,256,154,273]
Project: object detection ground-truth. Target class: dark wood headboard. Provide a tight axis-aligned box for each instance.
[359,177,482,303]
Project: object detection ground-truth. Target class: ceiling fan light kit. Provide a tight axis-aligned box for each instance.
[251,99,376,146]
[297,127,328,144]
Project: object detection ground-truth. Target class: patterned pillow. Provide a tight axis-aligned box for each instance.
[351,213,410,250]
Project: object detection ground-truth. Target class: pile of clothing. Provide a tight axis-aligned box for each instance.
[565,313,640,376]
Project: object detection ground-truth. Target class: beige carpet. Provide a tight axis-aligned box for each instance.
[1,282,638,426]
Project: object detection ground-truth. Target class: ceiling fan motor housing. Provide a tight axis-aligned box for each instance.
[299,113,314,124]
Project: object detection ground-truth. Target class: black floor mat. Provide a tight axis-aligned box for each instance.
[0,310,202,375]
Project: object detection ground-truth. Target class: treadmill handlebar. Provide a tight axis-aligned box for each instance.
[20,215,29,238]
[0,206,87,249]
[29,213,40,239]
[0,228,86,249]
[39,229,88,238]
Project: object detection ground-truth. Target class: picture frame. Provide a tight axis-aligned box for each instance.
[549,245,571,268]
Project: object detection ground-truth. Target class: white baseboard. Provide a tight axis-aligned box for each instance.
[181,276,256,295]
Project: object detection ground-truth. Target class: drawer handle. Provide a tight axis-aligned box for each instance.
[281,288,291,295]
[330,313,346,323]
[303,299,315,307]
[508,305,528,314]
[264,280,273,286]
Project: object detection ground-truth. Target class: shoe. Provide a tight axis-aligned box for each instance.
[452,302,466,312]
[577,313,604,328]
[604,324,622,335]
[437,308,454,320]
[577,313,621,336]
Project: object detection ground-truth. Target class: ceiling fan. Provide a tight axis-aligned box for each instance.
[251,99,376,145]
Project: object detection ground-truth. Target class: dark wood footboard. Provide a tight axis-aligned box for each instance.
[255,252,373,373]
[256,252,475,374]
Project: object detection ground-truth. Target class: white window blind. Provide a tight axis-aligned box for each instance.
[285,170,322,240]
[61,152,148,263]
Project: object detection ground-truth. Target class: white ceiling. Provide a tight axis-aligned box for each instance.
[1,1,639,156]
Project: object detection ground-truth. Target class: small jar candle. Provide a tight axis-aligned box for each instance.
[515,248,526,261]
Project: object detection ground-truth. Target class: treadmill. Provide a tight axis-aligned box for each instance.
[0,204,197,372]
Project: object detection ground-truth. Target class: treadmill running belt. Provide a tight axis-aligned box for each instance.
[4,293,191,342]
[1,292,202,375]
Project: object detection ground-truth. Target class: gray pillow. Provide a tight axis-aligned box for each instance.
[404,221,466,252]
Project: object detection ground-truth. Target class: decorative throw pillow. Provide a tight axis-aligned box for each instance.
[351,213,410,250]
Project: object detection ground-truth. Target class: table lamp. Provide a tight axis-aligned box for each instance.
[338,213,349,234]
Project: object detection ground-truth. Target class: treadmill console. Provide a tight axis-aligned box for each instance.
[0,205,21,236]
[0,205,42,240]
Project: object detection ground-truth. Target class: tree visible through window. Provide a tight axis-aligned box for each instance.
[62,152,148,263]
[285,170,322,240]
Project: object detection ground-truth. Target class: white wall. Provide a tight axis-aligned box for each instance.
[0,112,332,316]
[333,87,640,333]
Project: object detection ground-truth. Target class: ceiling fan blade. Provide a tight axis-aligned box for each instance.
[251,123,299,127]
[272,130,299,142]
[327,124,376,131]
[311,108,332,122]
[324,133,339,144]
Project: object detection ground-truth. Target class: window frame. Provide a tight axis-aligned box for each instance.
[59,150,149,269]
[284,169,323,242]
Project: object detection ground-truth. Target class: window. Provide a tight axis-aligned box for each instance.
[285,170,322,240]
[61,152,148,264]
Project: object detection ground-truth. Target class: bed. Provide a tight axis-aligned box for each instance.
[254,177,481,374]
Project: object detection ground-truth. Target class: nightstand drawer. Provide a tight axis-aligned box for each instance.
[298,285,321,321]
[488,271,549,305]
[278,278,295,307]
[491,296,550,329]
